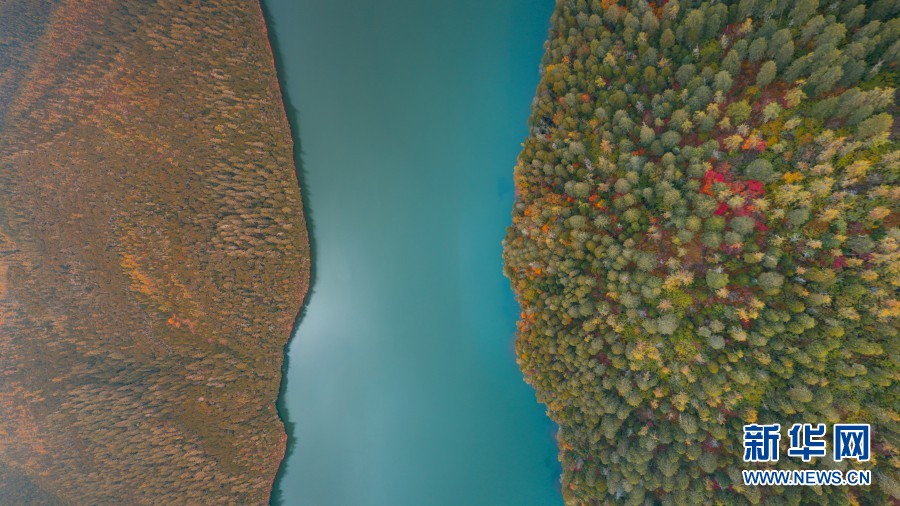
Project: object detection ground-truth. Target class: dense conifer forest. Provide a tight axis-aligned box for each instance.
[504,0,898,503]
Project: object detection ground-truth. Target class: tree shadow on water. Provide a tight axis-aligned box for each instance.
[260,2,318,504]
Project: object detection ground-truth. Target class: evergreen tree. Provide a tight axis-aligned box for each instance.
[504,1,898,503]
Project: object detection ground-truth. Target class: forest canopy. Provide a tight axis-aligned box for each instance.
[504,0,898,503]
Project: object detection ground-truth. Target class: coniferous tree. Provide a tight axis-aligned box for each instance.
[505,1,898,503]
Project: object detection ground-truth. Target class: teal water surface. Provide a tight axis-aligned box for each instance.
[263,1,560,504]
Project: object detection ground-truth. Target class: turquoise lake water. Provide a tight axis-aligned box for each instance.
[263,1,560,504]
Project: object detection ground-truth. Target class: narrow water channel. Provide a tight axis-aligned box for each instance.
[263,1,561,504]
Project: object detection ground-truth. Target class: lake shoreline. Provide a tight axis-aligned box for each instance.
[257,0,317,503]
[261,0,562,503]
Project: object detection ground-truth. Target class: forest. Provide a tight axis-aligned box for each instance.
[503,0,898,503]
[0,0,308,503]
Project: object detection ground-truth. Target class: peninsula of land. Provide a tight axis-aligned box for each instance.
[0,0,309,503]
[505,1,897,503]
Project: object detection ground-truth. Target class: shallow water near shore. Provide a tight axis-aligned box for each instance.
[263,1,561,504]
